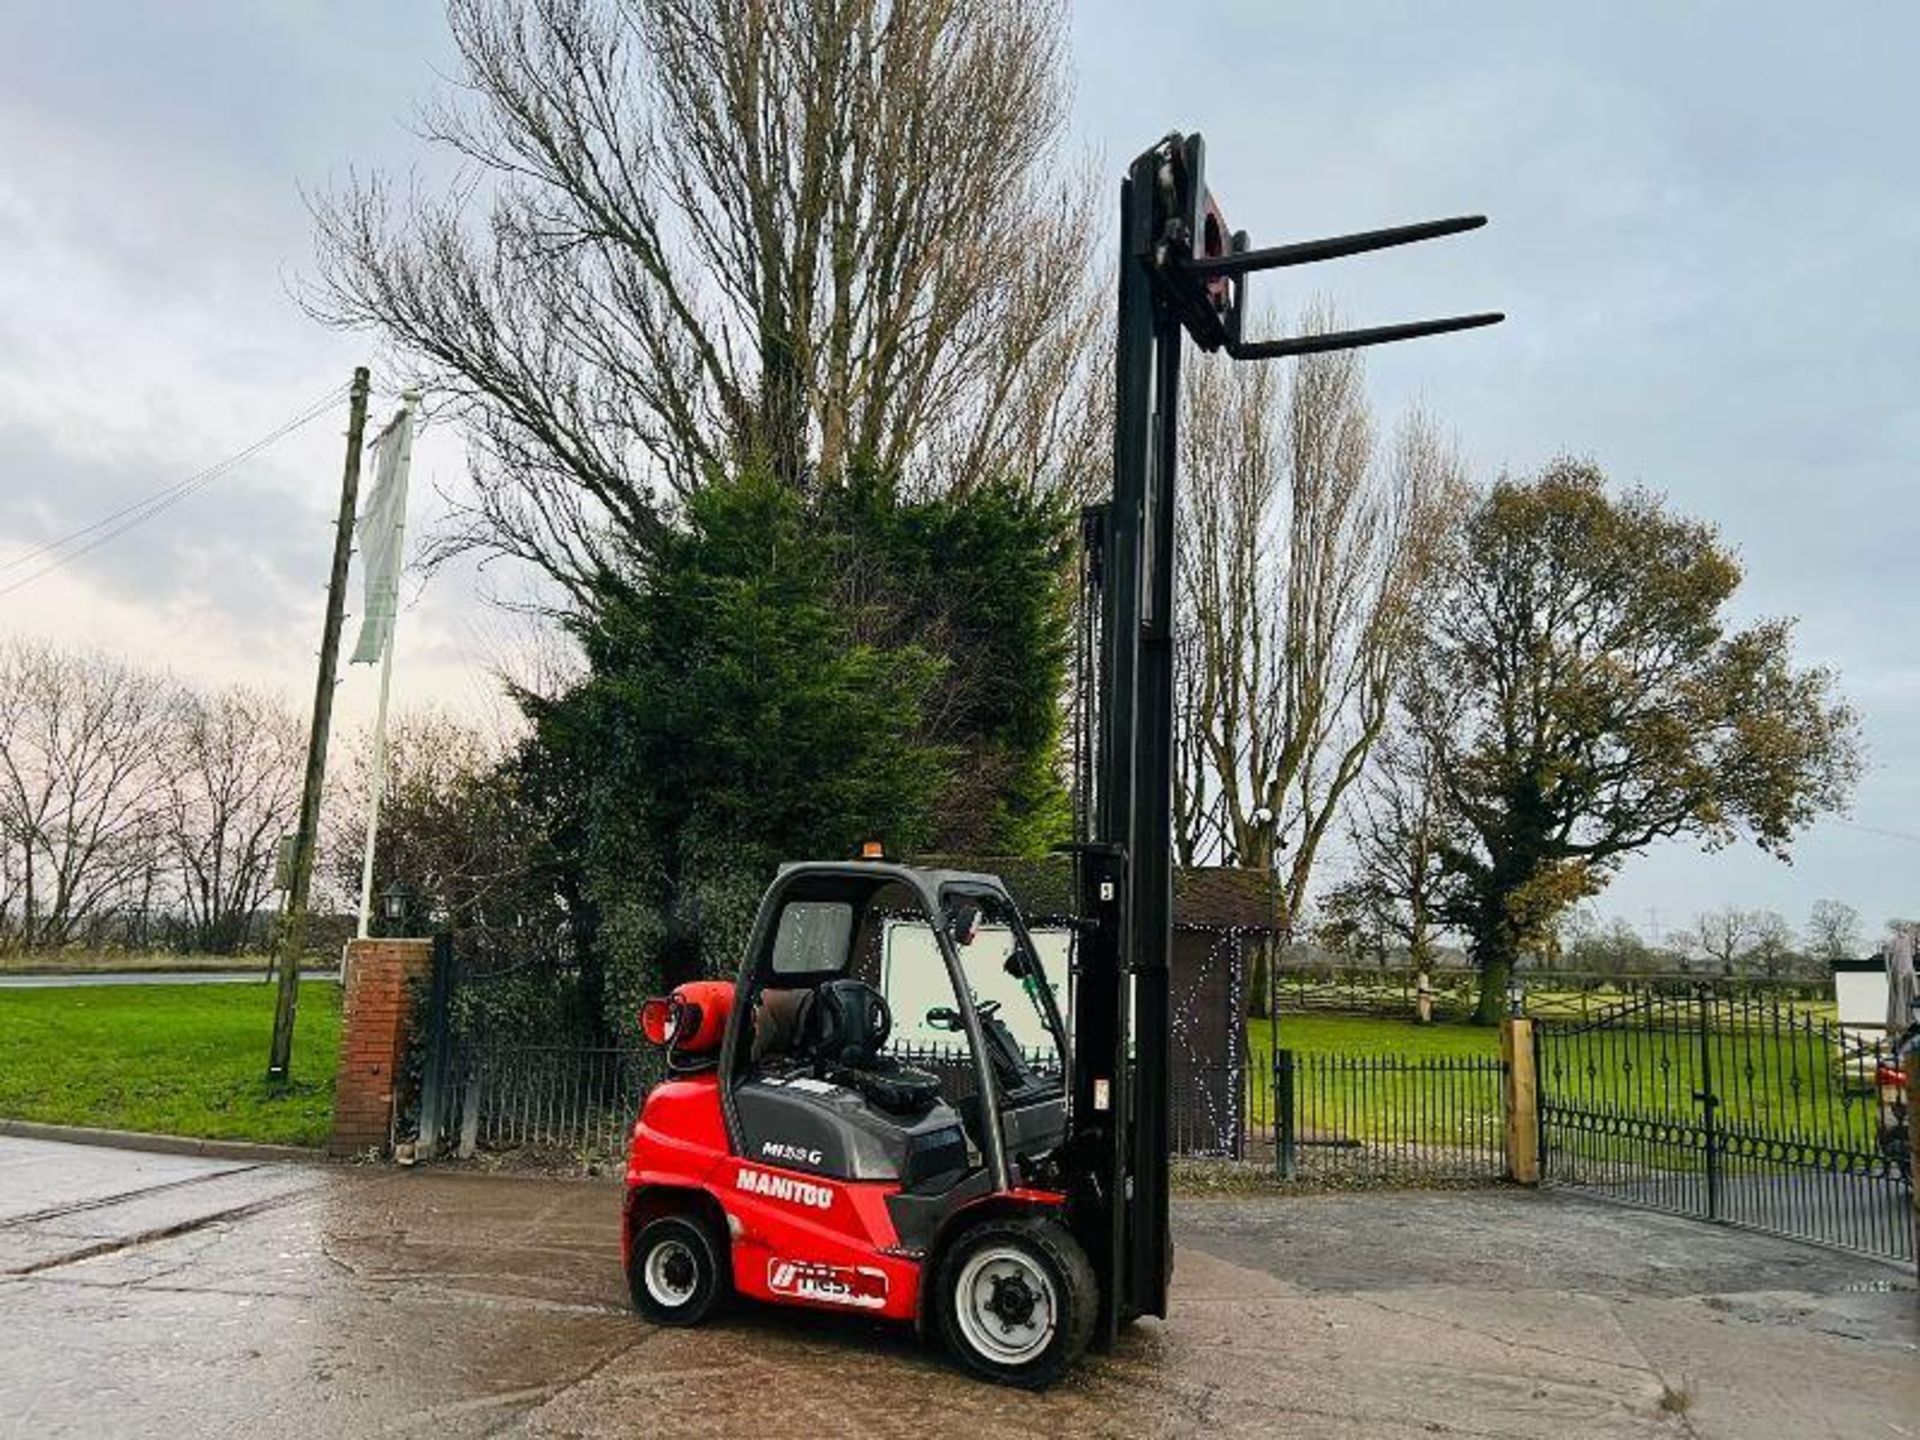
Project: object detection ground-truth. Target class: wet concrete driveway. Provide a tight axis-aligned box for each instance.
[1,1136,1914,1438]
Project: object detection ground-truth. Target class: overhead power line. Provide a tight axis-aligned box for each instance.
[0,382,353,600]
[1828,818,1920,848]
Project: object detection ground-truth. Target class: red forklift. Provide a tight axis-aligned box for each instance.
[621,132,1500,1386]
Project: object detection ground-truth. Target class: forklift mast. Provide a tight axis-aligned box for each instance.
[1069,133,1501,1345]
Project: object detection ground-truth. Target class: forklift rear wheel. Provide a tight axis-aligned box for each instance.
[935,1216,1095,1388]
[629,1214,725,1326]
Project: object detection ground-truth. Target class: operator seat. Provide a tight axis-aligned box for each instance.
[797,979,943,1116]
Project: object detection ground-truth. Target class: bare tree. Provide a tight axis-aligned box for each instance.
[0,640,173,951]
[1679,907,1785,976]
[1681,907,1796,978]
[1680,909,1746,974]
[163,687,304,954]
[1746,910,1796,979]
[1806,898,1862,962]
[1557,908,1656,978]
[307,0,1103,604]
[323,709,555,944]
[1323,723,1453,976]
[1174,306,1466,938]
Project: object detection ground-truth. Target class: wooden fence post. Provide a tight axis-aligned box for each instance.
[1908,1062,1918,1283]
[1502,1015,1540,1184]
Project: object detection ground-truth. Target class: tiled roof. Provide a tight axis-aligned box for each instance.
[909,852,1277,932]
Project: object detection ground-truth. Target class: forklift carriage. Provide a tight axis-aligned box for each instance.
[622,130,1500,1386]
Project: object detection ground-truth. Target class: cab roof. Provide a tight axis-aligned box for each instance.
[772,858,1013,894]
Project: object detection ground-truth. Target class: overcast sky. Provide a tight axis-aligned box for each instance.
[2,3,1916,944]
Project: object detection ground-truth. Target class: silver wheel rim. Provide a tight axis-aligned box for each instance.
[643,1236,699,1308]
[954,1244,1057,1366]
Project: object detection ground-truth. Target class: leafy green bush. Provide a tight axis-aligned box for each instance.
[523,464,1074,1035]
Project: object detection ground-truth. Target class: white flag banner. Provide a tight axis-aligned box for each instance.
[349,404,416,666]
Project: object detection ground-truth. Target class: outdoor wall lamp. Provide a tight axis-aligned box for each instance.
[379,880,413,933]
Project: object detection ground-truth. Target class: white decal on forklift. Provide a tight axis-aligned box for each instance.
[737,1166,834,1210]
[768,1259,888,1309]
[760,1141,824,1166]
[785,1077,840,1096]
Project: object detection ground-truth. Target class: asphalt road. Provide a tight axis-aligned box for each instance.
[0,1137,1914,1438]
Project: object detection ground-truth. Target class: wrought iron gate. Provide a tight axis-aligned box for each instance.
[1536,988,1912,1264]
[415,930,646,1164]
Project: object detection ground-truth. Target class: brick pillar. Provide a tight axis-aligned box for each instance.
[330,938,433,1157]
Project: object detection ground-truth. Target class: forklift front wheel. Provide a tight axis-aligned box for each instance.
[629,1214,726,1327]
[934,1216,1095,1388]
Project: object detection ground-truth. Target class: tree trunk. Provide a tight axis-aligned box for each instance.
[1471,891,1520,1025]
[1474,935,1516,1025]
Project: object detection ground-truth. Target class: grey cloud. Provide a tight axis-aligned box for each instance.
[0,421,317,637]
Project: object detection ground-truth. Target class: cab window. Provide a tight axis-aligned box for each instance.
[939,888,1064,1076]
[770,900,853,974]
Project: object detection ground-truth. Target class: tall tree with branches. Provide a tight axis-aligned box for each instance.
[1410,461,1862,1021]
[1174,308,1466,946]
[307,0,1104,605]
[1321,718,1454,978]
[1805,899,1863,962]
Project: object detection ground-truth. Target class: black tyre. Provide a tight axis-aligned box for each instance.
[628,1214,726,1326]
[934,1216,1096,1388]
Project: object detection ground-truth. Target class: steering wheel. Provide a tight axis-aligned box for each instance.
[924,999,1000,1031]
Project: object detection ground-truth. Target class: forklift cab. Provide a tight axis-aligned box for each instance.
[717,863,1070,1201]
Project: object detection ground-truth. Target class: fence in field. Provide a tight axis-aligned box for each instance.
[1264,966,1833,1023]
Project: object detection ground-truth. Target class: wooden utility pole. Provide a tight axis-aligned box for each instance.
[269,366,371,1084]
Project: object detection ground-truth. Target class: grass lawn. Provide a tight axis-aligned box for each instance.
[0,982,341,1147]
[1247,1013,1501,1059]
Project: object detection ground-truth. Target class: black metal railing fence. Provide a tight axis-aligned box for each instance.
[422,1017,1510,1187]
[1241,1048,1508,1183]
